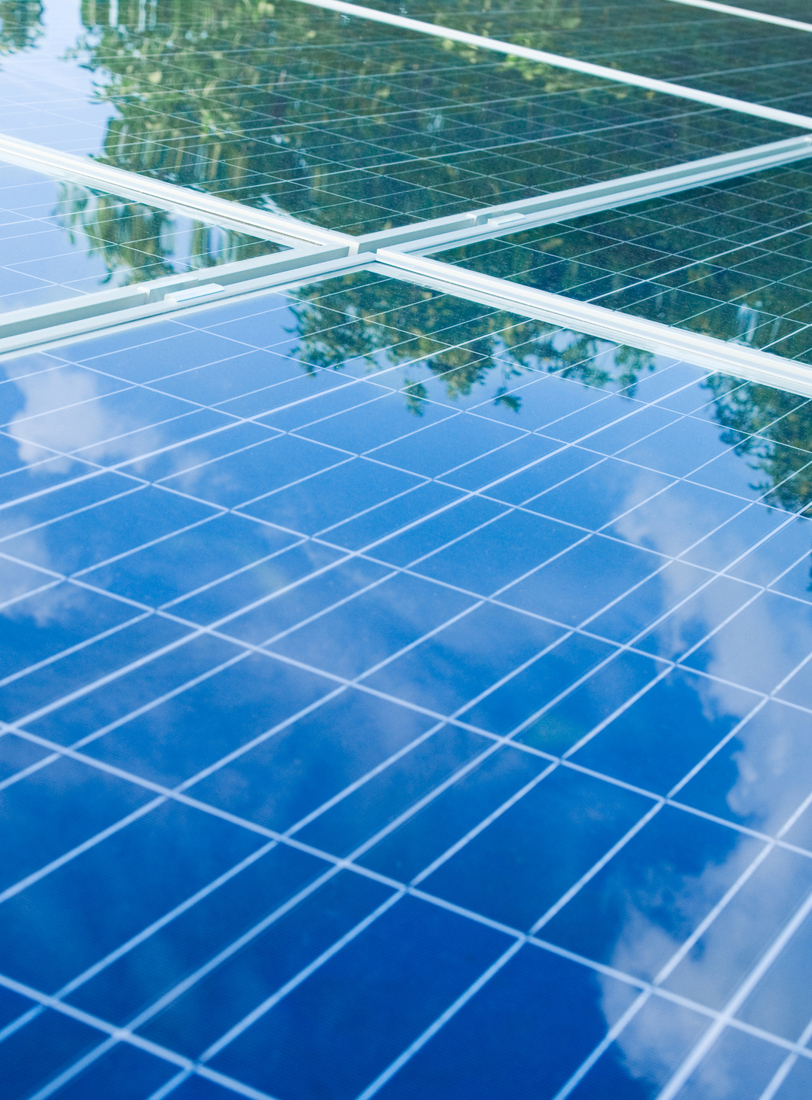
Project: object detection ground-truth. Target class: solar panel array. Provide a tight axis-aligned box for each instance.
[439,160,812,364]
[2,2,812,1099]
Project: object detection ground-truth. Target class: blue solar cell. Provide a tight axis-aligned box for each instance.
[22,633,239,747]
[376,942,646,1099]
[459,632,616,738]
[774,1059,812,1100]
[363,601,564,718]
[662,1026,787,1100]
[501,534,666,626]
[634,575,758,662]
[443,431,560,491]
[325,478,465,552]
[208,895,509,1100]
[409,508,582,595]
[0,617,192,725]
[0,733,51,782]
[736,905,812,1041]
[241,457,422,537]
[663,846,812,1010]
[297,726,491,856]
[569,669,758,795]
[516,648,665,756]
[0,584,140,681]
[171,541,346,628]
[589,559,710,643]
[0,985,36,1032]
[191,690,438,833]
[605,478,748,554]
[39,1043,177,1100]
[82,652,336,787]
[136,872,394,1059]
[541,805,764,976]
[358,744,548,881]
[486,444,600,506]
[82,513,297,607]
[67,843,328,1026]
[420,766,652,931]
[564,995,709,1099]
[678,700,812,836]
[0,800,266,992]
[686,591,812,695]
[0,755,154,893]
[267,570,476,680]
[168,1077,237,1100]
[0,1010,101,1100]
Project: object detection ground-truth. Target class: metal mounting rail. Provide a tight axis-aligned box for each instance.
[7,240,812,404]
[0,134,352,251]
[0,246,364,360]
[3,131,812,399]
[289,0,812,132]
[3,132,812,358]
[373,249,812,399]
[356,135,812,255]
[7,130,812,264]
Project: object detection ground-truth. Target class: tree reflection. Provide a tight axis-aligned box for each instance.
[291,269,653,394]
[54,181,274,286]
[71,0,704,232]
[10,0,812,519]
[289,271,812,523]
[706,373,812,514]
[0,0,43,53]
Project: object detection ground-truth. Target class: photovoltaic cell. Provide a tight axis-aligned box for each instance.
[439,159,812,365]
[2,271,812,1097]
[0,161,279,312]
[0,0,802,233]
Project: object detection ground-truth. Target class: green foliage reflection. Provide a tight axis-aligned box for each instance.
[53,182,275,286]
[290,272,812,524]
[8,0,812,525]
[0,0,43,52]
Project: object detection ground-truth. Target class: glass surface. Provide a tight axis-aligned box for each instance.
[359,0,812,111]
[732,0,812,16]
[440,159,812,365]
[0,160,278,312]
[0,0,801,234]
[730,0,812,14]
[4,273,812,1097]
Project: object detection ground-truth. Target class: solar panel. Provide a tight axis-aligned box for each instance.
[438,159,812,365]
[0,160,280,313]
[356,0,812,107]
[3,1,812,1097]
[2,269,812,1097]
[0,0,802,233]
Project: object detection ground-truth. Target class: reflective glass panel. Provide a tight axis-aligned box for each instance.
[439,159,812,364]
[732,0,812,15]
[2,272,812,1098]
[0,0,801,233]
[0,159,279,312]
[359,0,812,110]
